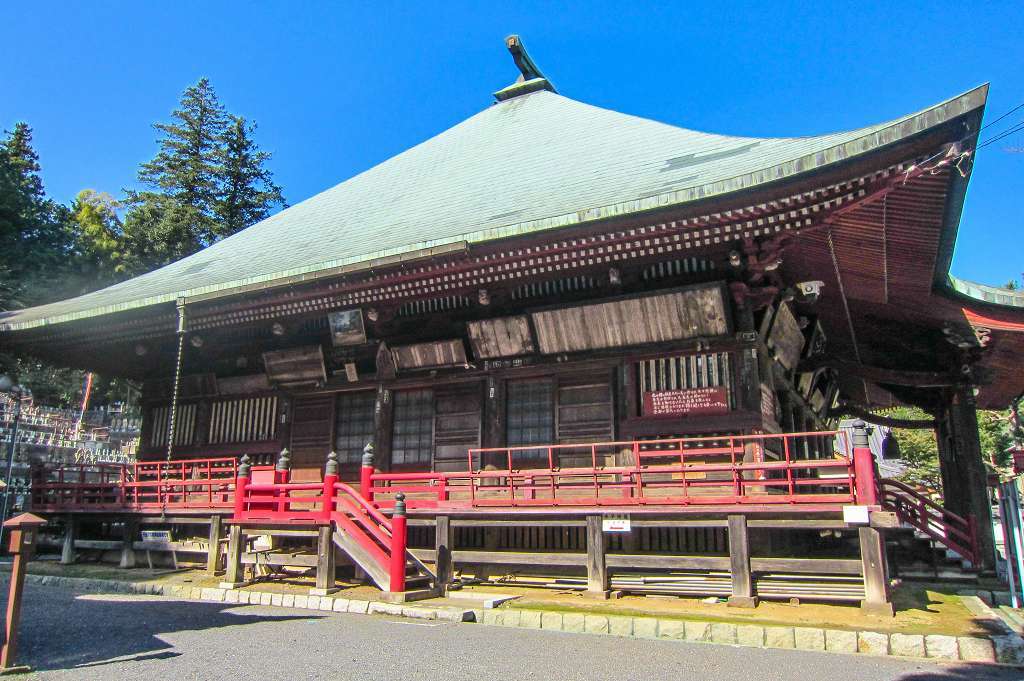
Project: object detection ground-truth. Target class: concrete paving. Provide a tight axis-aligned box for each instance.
[5,584,1019,680]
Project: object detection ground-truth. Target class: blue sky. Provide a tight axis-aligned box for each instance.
[3,2,1021,286]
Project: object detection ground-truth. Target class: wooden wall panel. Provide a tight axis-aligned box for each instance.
[531,285,728,355]
[467,316,535,359]
[289,394,335,472]
[391,339,467,370]
[263,346,326,385]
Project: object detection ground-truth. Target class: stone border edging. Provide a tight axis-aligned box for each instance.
[17,574,1024,666]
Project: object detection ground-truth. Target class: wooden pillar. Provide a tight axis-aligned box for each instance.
[373,386,394,472]
[311,525,337,595]
[727,514,756,607]
[205,514,223,575]
[585,515,609,599]
[434,515,453,595]
[941,387,996,571]
[482,376,505,449]
[60,515,76,565]
[118,518,138,569]
[859,526,894,616]
[220,524,245,588]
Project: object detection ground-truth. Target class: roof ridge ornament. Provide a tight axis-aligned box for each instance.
[493,35,557,102]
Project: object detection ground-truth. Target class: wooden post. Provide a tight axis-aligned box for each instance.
[206,514,223,575]
[435,515,453,595]
[585,514,609,599]
[60,514,76,565]
[727,514,756,608]
[118,518,138,569]
[220,524,245,588]
[311,524,338,595]
[859,526,894,616]
[1,513,45,674]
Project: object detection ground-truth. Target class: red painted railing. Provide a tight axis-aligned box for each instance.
[878,477,979,567]
[364,431,861,509]
[31,457,238,512]
[231,457,409,591]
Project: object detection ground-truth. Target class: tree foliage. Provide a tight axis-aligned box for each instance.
[1,77,285,410]
[890,405,1015,492]
[121,78,285,274]
[0,123,73,310]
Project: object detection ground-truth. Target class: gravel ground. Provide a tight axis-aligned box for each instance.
[2,584,1018,680]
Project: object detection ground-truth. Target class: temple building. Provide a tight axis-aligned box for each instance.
[3,37,1022,609]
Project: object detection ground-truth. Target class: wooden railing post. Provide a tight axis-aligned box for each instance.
[322,452,339,522]
[851,420,878,506]
[389,493,408,594]
[360,443,375,501]
[275,449,291,514]
[232,455,251,520]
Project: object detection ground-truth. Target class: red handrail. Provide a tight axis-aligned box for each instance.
[879,477,980,566]
[367,431,855,509]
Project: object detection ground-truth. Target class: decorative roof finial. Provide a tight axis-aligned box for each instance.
[506,35,545,83]
[494,35,557,102]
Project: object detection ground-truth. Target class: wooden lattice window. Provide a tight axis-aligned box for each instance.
[335,391,376,465]
[391,389,434,466]
[506,379,555,461]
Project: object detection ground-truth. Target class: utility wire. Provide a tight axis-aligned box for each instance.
[978,120,1024,149]
[980,101,1024,133]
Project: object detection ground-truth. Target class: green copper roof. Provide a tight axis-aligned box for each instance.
[948,275,1024,307]
[0,84,988,332]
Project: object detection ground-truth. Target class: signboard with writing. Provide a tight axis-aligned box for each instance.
[642,387,729,417]
[602,516,631,532]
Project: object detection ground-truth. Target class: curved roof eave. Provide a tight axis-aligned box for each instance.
[0,83,989,333]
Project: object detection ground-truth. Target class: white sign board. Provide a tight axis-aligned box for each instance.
[842,505,870,525]
[602,517,631,533]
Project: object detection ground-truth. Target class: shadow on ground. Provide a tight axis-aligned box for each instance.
[898,664,1021,680]
[4,583,322,672]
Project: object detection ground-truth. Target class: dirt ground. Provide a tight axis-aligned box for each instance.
[12,560,1003,637]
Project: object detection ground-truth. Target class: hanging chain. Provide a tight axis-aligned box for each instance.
[166,300,187,461]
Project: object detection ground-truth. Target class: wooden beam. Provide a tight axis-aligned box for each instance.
[798,356,956,388]
[727,514,756,608]
[858,526,893,616]
[585,515,609,599]
[750,557,861,575]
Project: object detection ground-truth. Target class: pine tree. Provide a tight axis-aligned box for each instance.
[217,116,285,234]
[122,79,285,274]
[0,123,72,309]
